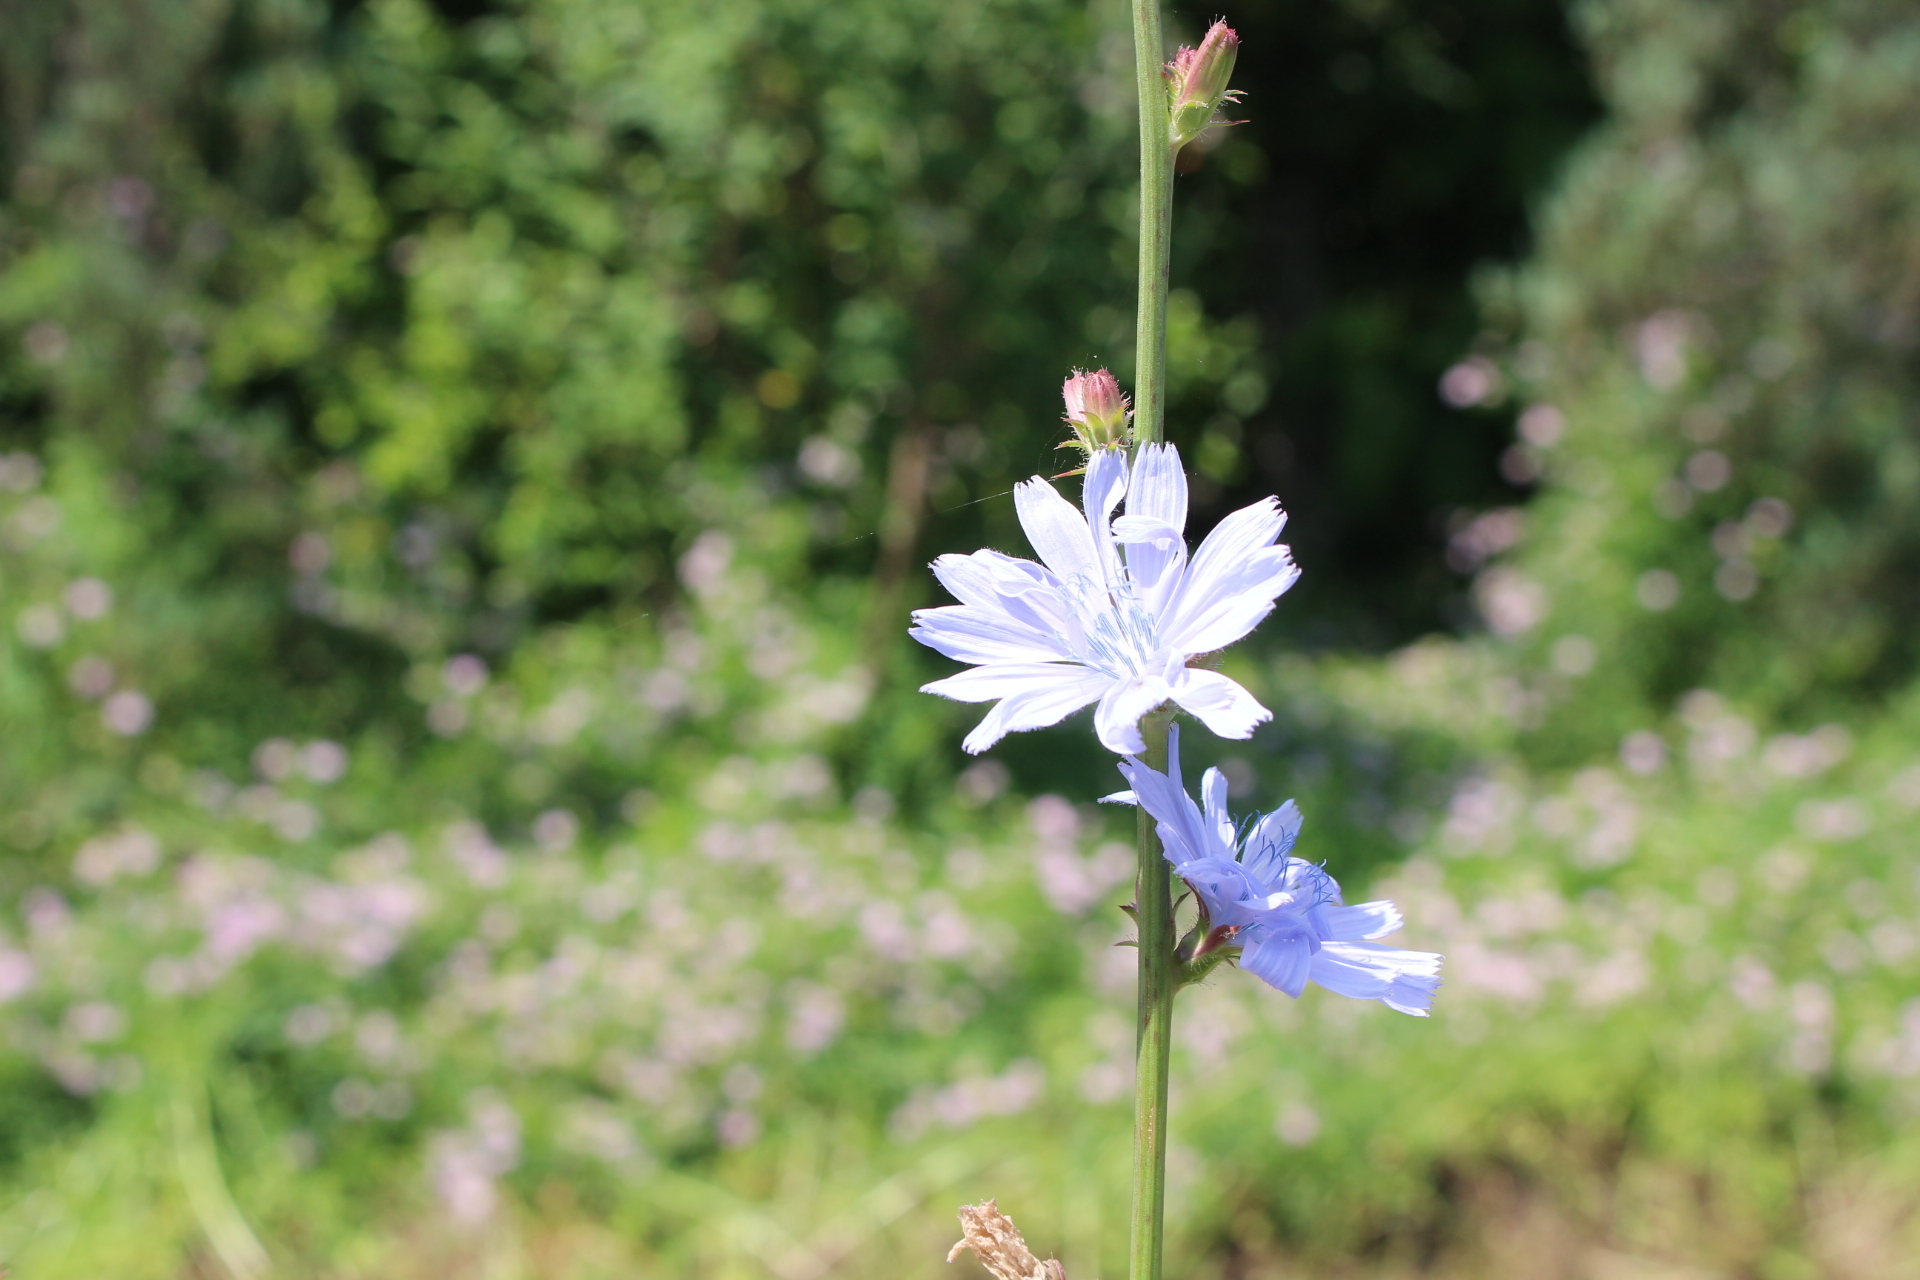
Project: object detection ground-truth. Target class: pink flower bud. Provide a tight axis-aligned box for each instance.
[1166,21,1242,151]
[1059,368,1132,463]
[1063,368,1127,432]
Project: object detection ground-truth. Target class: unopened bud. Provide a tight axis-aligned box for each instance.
[1059,368,1132,468]
[1166,21,1242,151]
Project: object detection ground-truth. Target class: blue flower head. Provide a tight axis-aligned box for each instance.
[910,443,1298,755]
[1113,725,1442,1016]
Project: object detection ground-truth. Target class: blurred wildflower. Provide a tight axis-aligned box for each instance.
[430,1092,521,1223]
[1275,1100,1320,1146]
[63,577,112,619]
[102,689,153,735]
[1115,726,1441,1014]
[1439,356,1503,408]
[895,1060,1046,1141]
[17,603,63,648]
[912,444,1296,754]
[1166,21,1242,152]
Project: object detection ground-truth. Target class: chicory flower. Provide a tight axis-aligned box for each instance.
[911,444,1298,755]
[1113,725,1441,1015]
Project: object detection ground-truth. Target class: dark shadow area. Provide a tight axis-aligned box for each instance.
[1172,0,1599,649]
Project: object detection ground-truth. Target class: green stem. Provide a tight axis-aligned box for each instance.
[1129,7,1179,1278]
[1128,708,1176,1280]
[1131,0,1173,447]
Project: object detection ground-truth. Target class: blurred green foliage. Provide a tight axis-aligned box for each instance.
[3,0,1920,1276]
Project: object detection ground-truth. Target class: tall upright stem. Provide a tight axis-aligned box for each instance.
[1128,708,1176,1280]
[1129,7,1178,1279]
[1131,0,1173,447]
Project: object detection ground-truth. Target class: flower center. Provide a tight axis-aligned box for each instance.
[1067,572,1162,678]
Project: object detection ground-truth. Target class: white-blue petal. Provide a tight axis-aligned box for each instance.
[1121,443,1190,617]
[1167,669,1271,741]
[1159,497,1290,649]
[1111,515,1183,544]
[910,605,1071,665]
[1095,674,1173,755]
[929,549,1058,608]
[1083,448,1130,587]
[1014,477,1103,595]
[1164,547,1299,658]
[922,662,1095,702]
[954,667,1113,754]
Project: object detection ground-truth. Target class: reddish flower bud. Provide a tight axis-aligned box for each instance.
[1166,21,1242,151]
[1058,368,1132,468]
[1063,368,1127,434]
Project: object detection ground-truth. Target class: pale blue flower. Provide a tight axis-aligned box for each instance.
[1114,726,1441,1015]
[911,444,1298,755]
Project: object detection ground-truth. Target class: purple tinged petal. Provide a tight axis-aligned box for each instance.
[1171,854,1265,927]
[1382,973,1444,1017]
[1185,496,1288,584]
[1117,725,1216,864]
[1240,801,1303,882]
[1114,761,1201,862]
[1109,732,1443,1012]
[1321,901,1404,941]
[1238,920,1316,996]
[1308,942,1442,1016]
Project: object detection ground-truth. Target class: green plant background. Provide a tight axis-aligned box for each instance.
[2,0,1918,1275]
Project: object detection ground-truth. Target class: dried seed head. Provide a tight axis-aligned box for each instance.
[946,1200,1065,1280]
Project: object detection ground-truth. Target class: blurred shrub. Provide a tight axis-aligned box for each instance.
[1478,0,1920,741]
